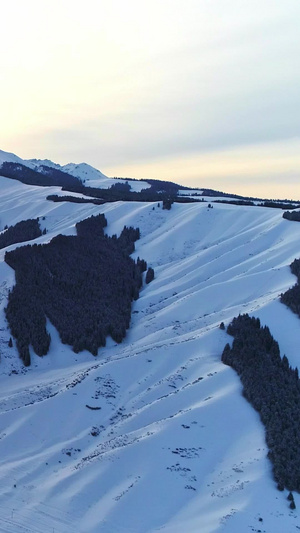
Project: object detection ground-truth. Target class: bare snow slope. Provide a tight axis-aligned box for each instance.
[0,177,300,532]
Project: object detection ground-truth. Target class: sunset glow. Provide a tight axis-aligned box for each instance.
[1,0,300,198]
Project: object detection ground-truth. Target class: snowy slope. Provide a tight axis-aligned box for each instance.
[0,177,300,532]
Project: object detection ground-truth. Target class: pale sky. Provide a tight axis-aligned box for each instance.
[1,0,300,199]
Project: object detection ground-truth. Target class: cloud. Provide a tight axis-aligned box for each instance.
[2,0,300,200]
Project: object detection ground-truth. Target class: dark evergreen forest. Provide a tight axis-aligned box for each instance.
[47,194,105,205]
[281,258,300,316]
[5,214,147,366]
[261,201,299,209]
[222,314,300,492]
[0,162,82,189]
[283,210,300,221]
[215,200,300,209]
[0,219,42,250]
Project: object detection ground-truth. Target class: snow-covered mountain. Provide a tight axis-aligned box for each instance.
[0,149,150,192]
[0,149,24,165]
[0,169,300,532]
[56,162,150,192]
[27,158,113,188]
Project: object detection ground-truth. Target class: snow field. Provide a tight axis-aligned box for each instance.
[0,178,300,531]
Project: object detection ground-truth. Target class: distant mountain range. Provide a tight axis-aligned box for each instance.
[1,148,299,206]
[0,148,181,194]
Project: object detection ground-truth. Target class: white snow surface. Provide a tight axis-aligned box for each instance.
[0,176,300,532]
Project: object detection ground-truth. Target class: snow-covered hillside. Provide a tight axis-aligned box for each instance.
[57,162,150,192]
[0,175,300,532]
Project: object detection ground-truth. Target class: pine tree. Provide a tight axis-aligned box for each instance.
[146,267,155,284]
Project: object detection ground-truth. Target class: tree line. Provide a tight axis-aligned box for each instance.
[222,313,300,492]
[283,211,300,222]
[0,218,43,250]
[47,194,105,205]
[281,258,300,316]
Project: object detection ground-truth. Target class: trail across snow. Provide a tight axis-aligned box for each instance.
[0,176,300,532]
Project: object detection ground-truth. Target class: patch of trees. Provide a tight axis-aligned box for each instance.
[260,201,299,209]
[65,183,201,206]
[215,199,255,207]
[116,226,140,255]
[5,214,147,366]
[109,177,190,194]
[173,196,202,204]
[283,210,300,222]
[0,219,43,250]
[109,181,131,193]
[280,258,300,316]
[0,162,82,189]
[136,257,147,273]
[62,182,154,202]
[73,184,179,204]
[214,200,300,209]
[222,313,300,492]
[162,198,173,210]
[145,267,155,284]
[144,179,186,194]
[47,194,104,205]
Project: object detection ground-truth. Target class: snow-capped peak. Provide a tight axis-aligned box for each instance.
[26,158,63,171]
[61,162,108,181]
[0,149,24,165]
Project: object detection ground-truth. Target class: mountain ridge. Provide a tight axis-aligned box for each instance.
[1,148,300,203]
